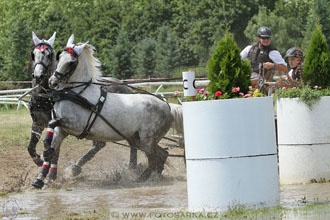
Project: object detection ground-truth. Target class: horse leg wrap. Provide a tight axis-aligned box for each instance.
[32,161,49,189]
[43,147,55,161]
[40,162,50,177]
[43,119,59,149]
[43,128,54,149]
[49,164,57,180]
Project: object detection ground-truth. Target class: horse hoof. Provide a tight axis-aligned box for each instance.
[33,157,44,167]
[65,164,82,177]
[136,168,152,182]
[32,178,44,189]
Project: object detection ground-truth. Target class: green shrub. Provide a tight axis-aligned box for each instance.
[207,32,251,98]
[303,23,330,87]
[275,86,330,109]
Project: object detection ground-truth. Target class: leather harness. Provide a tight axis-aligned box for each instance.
[50,84,127,140]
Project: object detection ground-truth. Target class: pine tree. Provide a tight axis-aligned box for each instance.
[132,38,156,78]
[207,32,251,97]
[303,23,330,87]
[107,29,134,79]
[154,26,181,78]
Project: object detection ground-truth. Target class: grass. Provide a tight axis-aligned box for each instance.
[0,108,32,150]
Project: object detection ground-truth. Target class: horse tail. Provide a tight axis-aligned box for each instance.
[169,103,183,135]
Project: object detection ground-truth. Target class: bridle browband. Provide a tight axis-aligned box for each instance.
[53,47,79,83]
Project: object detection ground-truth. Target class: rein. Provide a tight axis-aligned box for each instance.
[64,80,169,104]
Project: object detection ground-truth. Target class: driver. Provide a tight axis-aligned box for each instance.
[240,26,288,89]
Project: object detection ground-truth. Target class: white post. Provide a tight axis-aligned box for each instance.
[182,70,196,101]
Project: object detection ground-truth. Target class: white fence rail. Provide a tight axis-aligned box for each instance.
[0,88,30,110]
[0,80,210,110]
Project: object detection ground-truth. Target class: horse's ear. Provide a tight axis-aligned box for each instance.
[32,31,41,46]
[73,42,88,55]
[66,34,74,47]
[46,32,56,47]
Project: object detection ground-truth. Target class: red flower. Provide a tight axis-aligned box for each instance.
[232,87,240,93]
[215,91,222,97]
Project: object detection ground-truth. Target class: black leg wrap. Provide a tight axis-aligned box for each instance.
[43,148,55,161]
[32,178,44,189]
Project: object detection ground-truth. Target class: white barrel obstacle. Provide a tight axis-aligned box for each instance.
[183,97,279,211]
[277,97,330,184]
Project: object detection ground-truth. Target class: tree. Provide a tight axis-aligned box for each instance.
[107,29,134,79]
[207,32,251,97]
[132,38,156,78]
[154,26,181,77]
[303,23,330,87]
[303,0,330,49]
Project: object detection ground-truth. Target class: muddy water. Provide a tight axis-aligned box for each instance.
[2,181,330,219]
[1,145,330,220]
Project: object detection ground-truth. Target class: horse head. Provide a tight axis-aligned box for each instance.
[49,34,90,89]
[31,32,56,86]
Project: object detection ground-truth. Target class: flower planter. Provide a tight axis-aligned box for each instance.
[183,97,279,211]
[277,97,330,185]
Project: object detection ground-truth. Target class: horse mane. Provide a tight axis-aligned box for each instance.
[78,43,102,82]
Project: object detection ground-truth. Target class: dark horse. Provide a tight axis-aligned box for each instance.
[29,32,137,188]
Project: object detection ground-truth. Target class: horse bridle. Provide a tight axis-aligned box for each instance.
[32,43,54,75]
[53,47,79,83]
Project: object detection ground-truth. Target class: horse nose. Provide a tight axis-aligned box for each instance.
[32,72,43,84]
[37,75,46,84]
[48,76,58,89]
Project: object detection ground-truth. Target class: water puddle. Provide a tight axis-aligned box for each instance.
[2,181,330,219]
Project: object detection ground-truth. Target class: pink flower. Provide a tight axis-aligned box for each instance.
[249,86,253,91]
[239,92,244,96]
[203,91,209,96]
[314,85,319,89]
[173,90,179,95]
[232,87,240,93]
[243,94,252,98]
[197,88,204,94]
[215,91,222,97]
